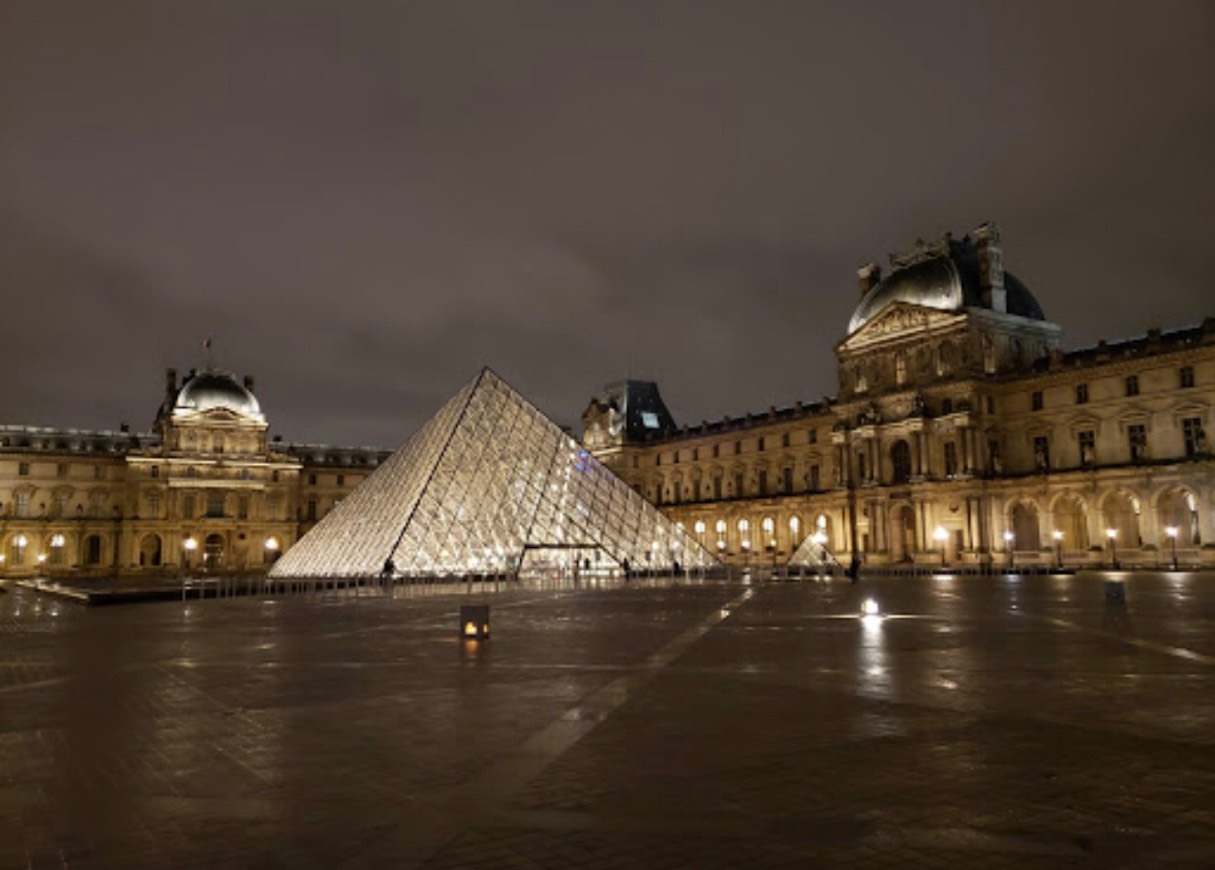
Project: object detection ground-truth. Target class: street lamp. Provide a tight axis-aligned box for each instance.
[1165,526,1179,571]
[1052,530,1063,570]
[933,525,948,568]
[741,539,751,573]
[1105,528,1119,570]
[183,536,198,571]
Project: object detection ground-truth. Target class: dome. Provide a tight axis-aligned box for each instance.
[174,370,262,418]
[847,239,1045,335]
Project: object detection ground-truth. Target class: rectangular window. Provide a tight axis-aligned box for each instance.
[18,462,29,476]
[809,464,820,491]
[712,444,720,458]
[52,492,68,518]
[673,452,680,465]
[1182,417,1204,457]
[1078,430,1095,467]
[781,433,790,448]
[1076,384,1088,404]
[337,474,345,486]
[182,495,195,519]
[713,477,722,500]
[655,455,661,467]
[757,470,768,494]
[15,492,30,517]
[734,441,741,455]
[783,467,793,494]
[308,473,317,485]
[757,437,765,452]
[56,463,68,478]
[1031,391,1043,411]
[94,466,104,480]
[944,442,958,477]
[856,451,867,481]
[237,495,249,520]
[1180,365,1195,388]
[734,473,745,497]
[306,498,318,521]
[986,396,995,414]
[206,491,225,518]
[692,448,699,461]
[1128,423,1147,462]
[1033,436,1050,471]
[146,494,161,518]
[1125,375,1139,397]
[809,429,817,445]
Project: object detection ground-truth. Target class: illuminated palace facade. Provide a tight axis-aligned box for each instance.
[583,223,1214,570]
[0,368,387,578]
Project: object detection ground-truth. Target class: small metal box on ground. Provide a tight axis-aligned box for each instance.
[460,605,490,640]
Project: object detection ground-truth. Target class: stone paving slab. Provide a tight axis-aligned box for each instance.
[1,573,1214,868]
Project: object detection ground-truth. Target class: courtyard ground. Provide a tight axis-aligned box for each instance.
[2,571,1214,868]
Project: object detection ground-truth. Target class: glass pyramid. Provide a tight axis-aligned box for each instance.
[786,528,840,569]
[270,368,718,579]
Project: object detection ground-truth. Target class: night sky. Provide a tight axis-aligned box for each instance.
[2,1,1213,448]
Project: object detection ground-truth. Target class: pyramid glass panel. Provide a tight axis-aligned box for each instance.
[270,368,717,579]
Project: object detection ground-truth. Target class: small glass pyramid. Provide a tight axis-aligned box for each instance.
[271,368,717,579]
[786,526,839,569]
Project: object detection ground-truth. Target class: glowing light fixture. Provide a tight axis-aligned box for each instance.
[861,598,880,616]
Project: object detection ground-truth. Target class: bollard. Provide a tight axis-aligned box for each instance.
[460,604,490,640]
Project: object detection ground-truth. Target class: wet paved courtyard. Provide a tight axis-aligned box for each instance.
[2,571,1215,868]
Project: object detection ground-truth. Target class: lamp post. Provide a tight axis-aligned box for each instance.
[1052,530,1063,570]
[1106,528,1119,570]
[183,536,198,571]
[1003,530,1015,571]
[742,539,751,574]
[1165,526,1179,571]
[933,525,948,568]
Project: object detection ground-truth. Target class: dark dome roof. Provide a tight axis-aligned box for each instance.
[848,239,1045,334]
[174,370,262,418]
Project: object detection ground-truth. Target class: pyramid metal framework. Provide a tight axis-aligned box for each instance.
[270,368,717,579]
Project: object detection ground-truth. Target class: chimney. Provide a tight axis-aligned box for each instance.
[857,263,882,297]
[243,375,255,392]
[973,222,1006,313]
[164,368,177,402]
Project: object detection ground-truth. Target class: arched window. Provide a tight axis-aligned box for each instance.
[890,440,912,484]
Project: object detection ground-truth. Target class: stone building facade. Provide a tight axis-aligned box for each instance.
[0,368,387,578]
[583,223,1214,570]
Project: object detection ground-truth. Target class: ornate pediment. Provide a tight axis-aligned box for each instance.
[840,302,961,350]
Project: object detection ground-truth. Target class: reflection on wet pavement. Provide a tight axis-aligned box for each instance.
[1,571,1214,867]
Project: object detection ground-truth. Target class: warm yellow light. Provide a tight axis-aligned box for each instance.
[50,534,65,547]
[37,553,47,563]
[183,537,198,551]
[694,521,705,534]
[1003,531,1014,543]
[861,598,880,616]
[463,621,479,637]
[1106,528,1117,540]
[264,537,280,551]
[1052,530,1063,541]
[933,526,948,543]
[1166,526,1179,539]
[15,534,28,548]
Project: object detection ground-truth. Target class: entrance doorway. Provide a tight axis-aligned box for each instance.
[204,533,225,571]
